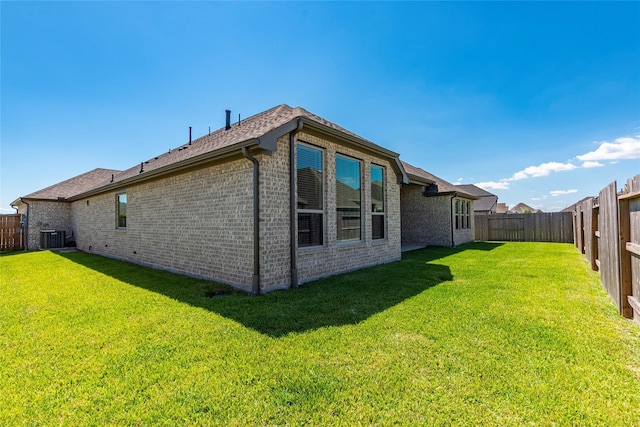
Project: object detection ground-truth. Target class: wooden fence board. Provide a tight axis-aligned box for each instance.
[583,198,598,270]
[598,181,625,315]
[0,214,24,252]
[576,204,585,253]
[475,212,573,243]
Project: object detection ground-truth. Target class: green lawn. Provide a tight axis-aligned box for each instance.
[1,243,639,426]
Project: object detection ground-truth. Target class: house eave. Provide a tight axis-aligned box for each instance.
[11,196,68,205]
[406,173,436,186]
[421,190,480,200]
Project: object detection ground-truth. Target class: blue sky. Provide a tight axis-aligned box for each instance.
[2,1,639,213]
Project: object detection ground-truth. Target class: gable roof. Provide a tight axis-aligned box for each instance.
[400,161,477,199]
[455,184,498,212]
[14,104,409,204]
[509,202,541,214]
[17,168,121,202]
[561,196,594,212]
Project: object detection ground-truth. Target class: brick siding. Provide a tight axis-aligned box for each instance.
[22,131,403,293]
[400,184,474,247]
[71,158,255,291]
[18,201,71,250]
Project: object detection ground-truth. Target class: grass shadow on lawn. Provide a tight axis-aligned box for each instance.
[56,242,501,337]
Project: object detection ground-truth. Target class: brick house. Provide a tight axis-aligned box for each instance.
[11,105,410,294]
[400,161,477,247]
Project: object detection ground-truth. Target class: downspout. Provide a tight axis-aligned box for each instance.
[21,198,30,251]
[450,194,456,248]
[289,118,303,288]
[242,147,261,296]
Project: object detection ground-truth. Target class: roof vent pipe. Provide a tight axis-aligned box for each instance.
[189,126,192,145]
[225,110,231,130]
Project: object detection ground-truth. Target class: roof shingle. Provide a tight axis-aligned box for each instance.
[401,161,476,199]
[22,168,121,201]
[18,104,400,202]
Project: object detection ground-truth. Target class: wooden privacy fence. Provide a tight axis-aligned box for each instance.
[569,174,640,324]
[0,214,24,252]
[475,212,574,243]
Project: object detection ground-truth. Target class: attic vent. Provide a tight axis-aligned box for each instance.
[423,183,438,194]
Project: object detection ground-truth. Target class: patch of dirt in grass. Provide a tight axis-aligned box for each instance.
[204,289,232,298]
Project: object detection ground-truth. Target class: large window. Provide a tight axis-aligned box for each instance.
[297,144,323,247]
[117,193,127,229]
[371,165,385,240]
[336,155,361,241]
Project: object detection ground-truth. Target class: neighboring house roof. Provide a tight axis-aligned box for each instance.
[17,168,121,202]
[455,184,498,212]
[13,104,409,205]
[455,184,494,198]
[400,161,477,200]
[561,196,594,212]
[509,202,541,214]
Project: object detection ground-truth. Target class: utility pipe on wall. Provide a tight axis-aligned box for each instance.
[450,194,456,248]
[242,147,261,296]
[20,198,29,251]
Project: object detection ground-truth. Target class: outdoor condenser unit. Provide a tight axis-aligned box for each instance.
[40,230,66,249]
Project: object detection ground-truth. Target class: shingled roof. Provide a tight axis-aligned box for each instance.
[18,168,121,201]
[106,104,381,186]
[14,104,407,204]
[400,161,477,199]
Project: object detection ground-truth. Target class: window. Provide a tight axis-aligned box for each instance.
[371,165,385,239]
[117,193,127,228]
[336,155,361,241]
[455,198,471,230]
[297,144,323,247]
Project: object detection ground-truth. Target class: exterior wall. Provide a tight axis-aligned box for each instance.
[259,130,401,287]
[23,131,402,293]
[255,136,292,290]
[400,185,453,247]
[71,158,256,292]
[18,200,71,250]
